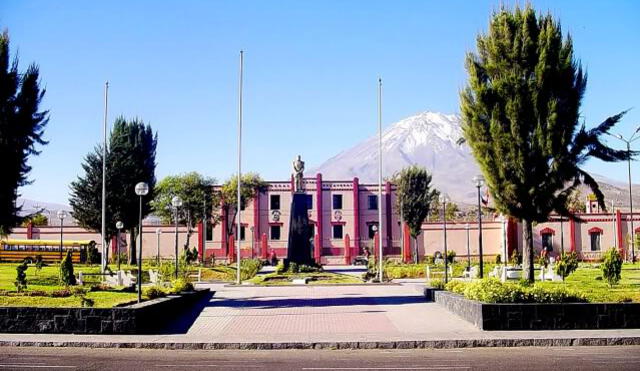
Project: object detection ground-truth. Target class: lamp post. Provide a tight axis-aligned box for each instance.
[499,214,507,266]
[559,215,564,255]
[440,193,449,283]
[377,77,384,282]
[134,182,149,303]
[116,221,123,271]
[465,223,471,272]
[250,226,255,259]
[57,210,67,260]
[606,128,639,262]
[171,196,183,279]
[155,228,162,266]
[473,175,485,278]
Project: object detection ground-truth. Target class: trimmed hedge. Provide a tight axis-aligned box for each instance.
[444,278,587,303]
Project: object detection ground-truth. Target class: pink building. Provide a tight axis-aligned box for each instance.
[7,176,639,265]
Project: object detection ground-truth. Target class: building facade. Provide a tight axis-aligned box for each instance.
[7,175,639,264]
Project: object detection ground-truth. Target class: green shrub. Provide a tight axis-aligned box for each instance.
[429,278,445,289]
[170,278,194,293]
[86,244,100,265]
[444,279,467,294]
[288,262,299,273]
[143,285,167,299]
[555,251,579,280]
[460,278,587,303]
[446,250,456,264]
[275,260,286,274]
[14,261,28,292]
[424,256,435,265]
[59,250,77,286]
[601,247,623,287]
[34,255,45,274]
[240,258,263,280]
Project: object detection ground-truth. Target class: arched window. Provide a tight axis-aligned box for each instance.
[588,227,603,252]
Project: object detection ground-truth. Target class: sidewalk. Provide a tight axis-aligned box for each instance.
[1,283,639,349]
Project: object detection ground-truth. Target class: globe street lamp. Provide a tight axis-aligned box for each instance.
[134,182,149,303]
[606,128,639,262]
[171,195,183,279]
[57,210,68,260]
[439,193,450,283]
[116,221,124,271]
[155,228,162,266]
[473,175,485,278]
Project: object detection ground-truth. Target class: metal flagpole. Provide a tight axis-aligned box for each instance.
[377,78,383,283]
[101,81,109,273]
[236,50,244,285]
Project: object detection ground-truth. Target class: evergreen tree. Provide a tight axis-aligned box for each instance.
[69,117,157,264]
[460,6,633,281]
[152,172,214,250]
[394,165,438,263]
[0,30,49,236]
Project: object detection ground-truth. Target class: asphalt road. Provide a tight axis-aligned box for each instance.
[0,346,638,370]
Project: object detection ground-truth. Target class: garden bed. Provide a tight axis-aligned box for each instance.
[248,271,362,285]
[0,288,211,334]
[430,290,640,330]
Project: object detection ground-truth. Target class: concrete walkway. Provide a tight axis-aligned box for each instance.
[1,283,639,349]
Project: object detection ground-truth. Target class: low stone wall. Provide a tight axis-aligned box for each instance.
[0,289,211,334]
[432,290,640,330]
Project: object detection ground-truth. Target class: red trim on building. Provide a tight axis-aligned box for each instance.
[330,221,346,226]
[385,181,393,250]
[636,226,640,233]
[314,233,320,262]
[197,221,203,260]
[268,222,284,226]
[344,233,351,264]
[539,227,555,235]
[26,223,33,239]
[402,223,411,263]
[261,232,268,260]
[353,177,360,254]
[616,210,624,256]
[290,174,295,194]
[228,237,235,263]
[221,206,227,253]
[588,227,603,234]
[253,194,260,244]
[315,173,323,262]
[569,218,576,252]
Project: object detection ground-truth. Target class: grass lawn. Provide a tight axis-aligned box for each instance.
[0,263,138,308]
[199,265,237,281]
[384,262,498,280]
[535,263,640,303]
[247,271,363,285]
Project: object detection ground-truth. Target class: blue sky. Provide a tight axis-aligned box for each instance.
[2,0,639,204]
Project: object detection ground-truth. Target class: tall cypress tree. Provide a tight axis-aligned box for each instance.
[460,6,633,281]
[0,30,48,236]
[70,117,157,264]
[394,165,439,263]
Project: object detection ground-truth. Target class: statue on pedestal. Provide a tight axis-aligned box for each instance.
[293,155,305,193]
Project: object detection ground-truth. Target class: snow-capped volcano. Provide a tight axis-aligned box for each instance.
[312,111,639,208]
[312,111,482,204]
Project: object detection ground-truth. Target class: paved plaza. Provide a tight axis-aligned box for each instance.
[1,282,640,348]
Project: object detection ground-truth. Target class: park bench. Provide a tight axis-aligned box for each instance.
[425,265,452,280]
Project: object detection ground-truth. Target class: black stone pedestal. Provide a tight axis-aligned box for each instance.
[286,193,316,266]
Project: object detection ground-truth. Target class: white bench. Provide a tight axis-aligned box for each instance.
[426,265,453,280]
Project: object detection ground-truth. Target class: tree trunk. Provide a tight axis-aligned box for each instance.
[128,227,137,265]
[522,219,534,282]
[413,236,418,264]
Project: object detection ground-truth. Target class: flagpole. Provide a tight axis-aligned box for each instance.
[377,77,383,283]
[236,50,244,285]
[101,81,108,273]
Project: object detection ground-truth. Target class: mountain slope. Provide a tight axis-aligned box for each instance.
[311,111,639,208]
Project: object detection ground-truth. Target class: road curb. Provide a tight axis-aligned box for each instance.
[1,337,639,350]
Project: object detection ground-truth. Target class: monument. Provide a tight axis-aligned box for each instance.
[286,155,317,266]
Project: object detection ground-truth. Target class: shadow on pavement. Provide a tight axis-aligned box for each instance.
[157,291,214,334]
[207,295,425,310]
